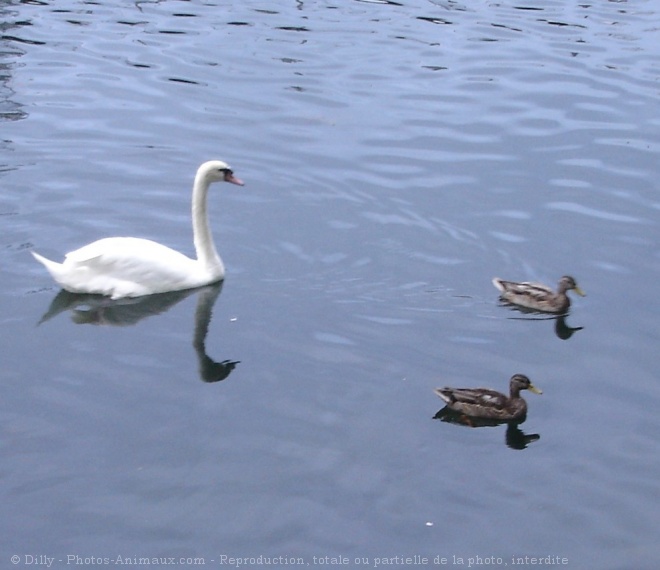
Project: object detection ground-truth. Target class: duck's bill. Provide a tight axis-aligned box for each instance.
[574,286,586,297]
[225,172,245,186]
[528,383,543,395]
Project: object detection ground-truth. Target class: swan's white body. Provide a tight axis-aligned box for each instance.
[32,160,244,299]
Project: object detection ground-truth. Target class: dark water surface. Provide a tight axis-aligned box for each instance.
[2,1,658,569]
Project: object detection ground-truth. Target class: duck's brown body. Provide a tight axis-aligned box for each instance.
[493,275,585,313]
[435,374,542,422]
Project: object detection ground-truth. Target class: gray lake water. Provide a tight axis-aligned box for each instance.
[2,1,659,569]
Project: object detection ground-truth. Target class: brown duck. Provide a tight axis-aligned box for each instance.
[434,374,542,422]
[492,275,585,313]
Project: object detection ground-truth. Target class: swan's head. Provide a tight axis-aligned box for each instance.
[199,160,244,186]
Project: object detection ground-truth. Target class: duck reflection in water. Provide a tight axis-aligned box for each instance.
[434,408,540,450]
[433,374,542,450]
[498,306,584,341]
[37,282,239,383]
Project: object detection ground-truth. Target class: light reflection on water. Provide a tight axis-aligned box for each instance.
[1,1,659,568]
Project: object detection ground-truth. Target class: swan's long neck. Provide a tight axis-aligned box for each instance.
[192,171,223,274]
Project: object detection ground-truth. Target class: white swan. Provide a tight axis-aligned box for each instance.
[32,160,244,299]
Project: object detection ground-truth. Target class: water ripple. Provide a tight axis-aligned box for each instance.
[545,201,645,224]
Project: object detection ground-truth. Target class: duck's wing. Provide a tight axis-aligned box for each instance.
[492,277,565,312]
[435,387,508,410]
[492,277,554,295]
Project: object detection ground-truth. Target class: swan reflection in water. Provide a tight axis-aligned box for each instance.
[38,282,239,383]
[433,408,540,451]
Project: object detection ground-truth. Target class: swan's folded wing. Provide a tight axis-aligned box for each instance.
[61,237,200,297]
[66,237,148,263]
[65,238,192,267]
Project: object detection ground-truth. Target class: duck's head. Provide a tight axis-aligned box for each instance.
[510,373,543,395]
[558,275,585,296]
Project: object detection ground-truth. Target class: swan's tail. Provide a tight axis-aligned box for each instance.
[32,251,64,281]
